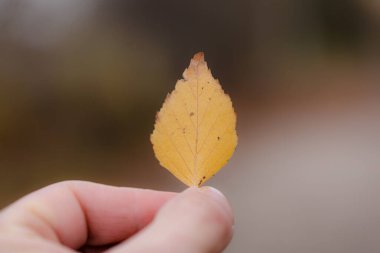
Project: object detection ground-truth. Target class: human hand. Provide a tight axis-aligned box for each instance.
[0,181,233,253]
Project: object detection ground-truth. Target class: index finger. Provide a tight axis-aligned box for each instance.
[0,181,176,249]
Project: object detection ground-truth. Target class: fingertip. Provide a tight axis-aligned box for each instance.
[107,186,234,253]
[182,186,234,226]
[200,186,234,224]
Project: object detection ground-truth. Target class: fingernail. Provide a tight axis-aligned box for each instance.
[201,186,225,199]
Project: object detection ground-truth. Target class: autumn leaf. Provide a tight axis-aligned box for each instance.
[151,52,237,187]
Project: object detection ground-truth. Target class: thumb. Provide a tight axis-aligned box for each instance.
[108,187,234,253]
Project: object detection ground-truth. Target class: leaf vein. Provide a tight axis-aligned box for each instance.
[156,123,193,177]
[168,108,195,156]
[197,106,226,154]
[199,124,234,178]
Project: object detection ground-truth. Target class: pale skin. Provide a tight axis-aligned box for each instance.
[0,181,234,253]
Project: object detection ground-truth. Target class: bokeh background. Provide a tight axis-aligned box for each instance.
[1,0,380,252]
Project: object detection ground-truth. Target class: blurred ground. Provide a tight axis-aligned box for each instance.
[0,0,380,252]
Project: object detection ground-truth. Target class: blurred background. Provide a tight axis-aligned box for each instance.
[1,0,380,252]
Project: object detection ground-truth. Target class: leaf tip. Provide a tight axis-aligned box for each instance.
[183,52,207,80]
[192,52,205,62]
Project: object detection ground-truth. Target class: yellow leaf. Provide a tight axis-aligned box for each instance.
[151,52,237,187]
